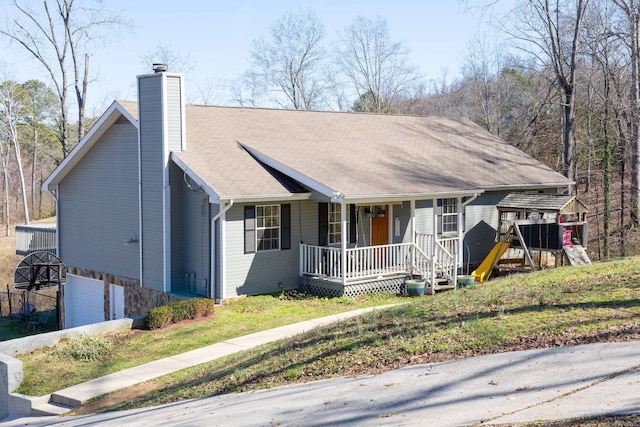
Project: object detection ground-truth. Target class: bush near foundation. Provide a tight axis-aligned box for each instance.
[145,298,215,329]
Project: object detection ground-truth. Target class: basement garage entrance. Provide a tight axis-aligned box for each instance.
[65,274,104,328]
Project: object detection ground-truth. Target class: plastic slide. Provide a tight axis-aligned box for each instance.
[471,240,511,283]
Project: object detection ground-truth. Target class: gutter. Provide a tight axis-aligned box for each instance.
[44,187,60,256]
[210,200,234,302]
[461,193,480,208]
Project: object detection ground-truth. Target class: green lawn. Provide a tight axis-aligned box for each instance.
[14,257,640,423]
[16,292,405,396]
[86,257,640,413]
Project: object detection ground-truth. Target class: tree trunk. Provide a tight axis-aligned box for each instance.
[31,126,37,215]
[0,143,9,236]
[631,15,640,226]
[12,131,30,225]
[563,89,575,183]
[603,68,611,260]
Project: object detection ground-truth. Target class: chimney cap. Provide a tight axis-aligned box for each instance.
[152,63,168,73]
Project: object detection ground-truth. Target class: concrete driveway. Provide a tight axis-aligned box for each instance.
[4,340,640,426]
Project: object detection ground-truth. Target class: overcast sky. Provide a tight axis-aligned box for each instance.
[1,0,515,114]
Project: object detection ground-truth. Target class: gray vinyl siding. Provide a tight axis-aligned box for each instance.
[392,202,412,244]
[170,163,210,296]
[463,191,510,264]
[138,75,166,291]
[166,75,184,152]
[58,119,139,279]
[414,199,434,234]
[224,200,316,298]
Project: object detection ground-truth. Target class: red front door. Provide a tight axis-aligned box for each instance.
[371,206,388,246]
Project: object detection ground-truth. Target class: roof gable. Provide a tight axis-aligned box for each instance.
[43,101,138,189]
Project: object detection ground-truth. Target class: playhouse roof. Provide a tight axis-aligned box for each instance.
[497,193,588,215]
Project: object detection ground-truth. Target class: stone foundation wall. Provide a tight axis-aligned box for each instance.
[67,267,183,319]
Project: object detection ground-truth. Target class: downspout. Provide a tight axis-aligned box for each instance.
[210,199,234,303]
[45,188,60,255]
[410,199,416,273]
[461,193,479,209]
[341,201,347,285]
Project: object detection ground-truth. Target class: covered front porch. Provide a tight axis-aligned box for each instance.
[300,233,459,298]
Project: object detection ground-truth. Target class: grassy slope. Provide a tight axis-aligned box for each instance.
[17,293,405,395]
[65,256,640,421]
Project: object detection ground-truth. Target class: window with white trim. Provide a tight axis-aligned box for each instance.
[244,204,291,253]
[440,198,458,235]
[328,203,344,244]
[256,205,280,251]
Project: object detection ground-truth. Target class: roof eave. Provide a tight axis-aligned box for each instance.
[481,182,574,192]
[342,190,484,204]
[170,153,222,203]
[218,193,312,204]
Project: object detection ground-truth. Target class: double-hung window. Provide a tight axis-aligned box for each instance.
[256,205,280,251]
[244,204,291,253]
[319,203,356,246]
[328,203,344,245]
[438,198,458,236]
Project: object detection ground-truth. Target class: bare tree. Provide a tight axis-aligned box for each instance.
[611,0,640,225]
[0,80,30,225]
[0,0,129,157]
[0,136,10,235]
[334,16,420,113]
[140,42,194,74]
[228,72,264,108]
[247,8,327,110]
[507,0,590,183]
[19,79,57,214]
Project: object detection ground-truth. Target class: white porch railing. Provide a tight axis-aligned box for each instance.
[300,233,458,286]
[300,243,419,283]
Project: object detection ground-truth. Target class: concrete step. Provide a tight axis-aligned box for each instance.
[50,391,83,408]
[31,401,71,416]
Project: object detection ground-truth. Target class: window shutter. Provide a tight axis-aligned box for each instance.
[281,204,291,250]
[318,202,328,246]
[436,199,443,236]
[349,204,357,243]
[462,205,466,233]
[244,206,256,254]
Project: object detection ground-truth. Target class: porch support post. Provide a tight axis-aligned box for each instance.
[341,202,348,285]
[410,200,416,244]
[458,197,463,265]
[410,200,416,272]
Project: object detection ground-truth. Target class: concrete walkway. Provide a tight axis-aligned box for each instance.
[5,307,640,426]
[15,305,398,415]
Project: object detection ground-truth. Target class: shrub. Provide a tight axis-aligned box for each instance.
[52,335,112,362]
[145,298,215,330]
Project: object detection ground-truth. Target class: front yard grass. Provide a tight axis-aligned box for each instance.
[72,257,640,415]
[16,292,404,396]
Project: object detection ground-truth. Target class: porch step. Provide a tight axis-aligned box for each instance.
[31,401,72,416]
[426,278,455,295]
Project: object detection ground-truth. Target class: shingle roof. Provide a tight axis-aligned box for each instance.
[118,102,571,201]
[497,193,588,214]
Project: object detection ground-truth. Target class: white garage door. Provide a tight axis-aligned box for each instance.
[65,274,104,328]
